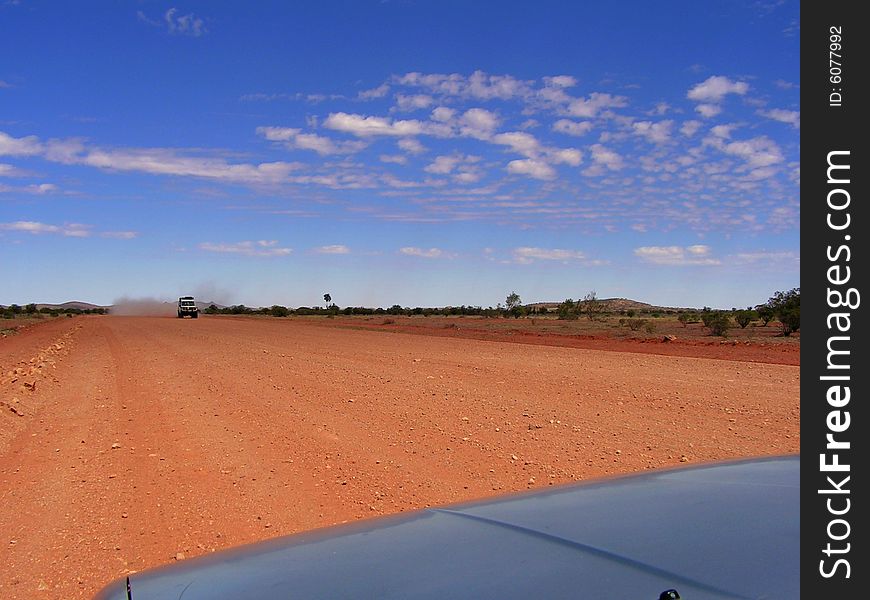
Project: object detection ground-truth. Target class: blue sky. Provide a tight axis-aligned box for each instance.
[1,1,800,309]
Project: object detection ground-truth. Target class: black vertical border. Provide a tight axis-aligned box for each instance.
[802,1,866,595]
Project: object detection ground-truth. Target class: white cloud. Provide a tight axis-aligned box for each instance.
[395,94,435,112]
[101,231,139,239]
[550,148,582,166]
[323,112,445,137]
[82,148,304,183]
[710,124,736,139]
[358,84,390,100]
[398,138,426,154]
[695,103,722,118]
[566,93,628,118]
[512,247,586,264]
[465,71,532,100]
[424,154,463,174]
[687,76,749,103]
[720,136,784,169]
[0,163,27,177]
[634,245,721,266]
[164,8,206,36]
[0,182,58,194]
[199,240,292,257]
[506,158,556,180]
[379,154,407,164]
[394,71,534,101]
[458,108,500,139]
[256,126,366,155]
[314,244,350,254]
[492,131,541,157]
[587,144,624,171]
[732,250,799,264]
[0,220,91,237]
[552,119,594,137]
[758,108,800,129]
[632,120,673,144]
[399,246,450,258]
[0,131,42,156]
[431,106,456,122]
[543,75,577,88]
[680,120,702,137]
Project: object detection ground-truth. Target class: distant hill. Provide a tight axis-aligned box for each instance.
[527,297,700,313]
[36,301,108,310]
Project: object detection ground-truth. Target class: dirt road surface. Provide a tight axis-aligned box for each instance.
[0,316,800,598]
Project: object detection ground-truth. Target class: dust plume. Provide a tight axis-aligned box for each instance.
[109,296,175,316]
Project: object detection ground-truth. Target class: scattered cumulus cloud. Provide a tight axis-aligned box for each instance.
[566,92,628,118]
[395,94,434,112]
[0,131,42,156]
[0,182,58,194]
[634,244,721,266]
[358,84,390,100]
[397,138,426,154]
[399,246,451,258]
[687,76,749,103]
[0,220,135,238]
[758,108,800,129]
[506,158,556,180]
[314,244,350,254]
[512,247,586,264]
[199,240,292,257]
[323,112,441,137]
[256,126,367,155]
[552,119,594,137]
[632,120,673,144]
[694,103,722,118]
[680,120,702,137]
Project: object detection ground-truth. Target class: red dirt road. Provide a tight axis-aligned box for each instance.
[1,316,800,598]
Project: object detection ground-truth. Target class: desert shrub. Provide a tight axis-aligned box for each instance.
[707,313,731,336]
[644,321,657,334]
[269,305,290,317]
[766,288,800,336]
[618,318,627,327]
[756,304,775,326]
[627,318,647,331]
[557,299,579,320]
[734,310,753,328]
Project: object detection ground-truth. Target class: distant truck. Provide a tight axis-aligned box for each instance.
[177,296,199,319]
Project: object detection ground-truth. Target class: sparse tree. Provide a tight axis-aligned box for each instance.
[756,304,775,326]
[767,288,800,336]
[323,293,331,308]
[734,310,753,329]
[557,298,578,320]
[582,291,604,321]
[707,312,732,337]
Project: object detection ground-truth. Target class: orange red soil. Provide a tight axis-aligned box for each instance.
[0,316,800,598]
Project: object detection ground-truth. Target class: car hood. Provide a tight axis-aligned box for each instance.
[94,455,798,599]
